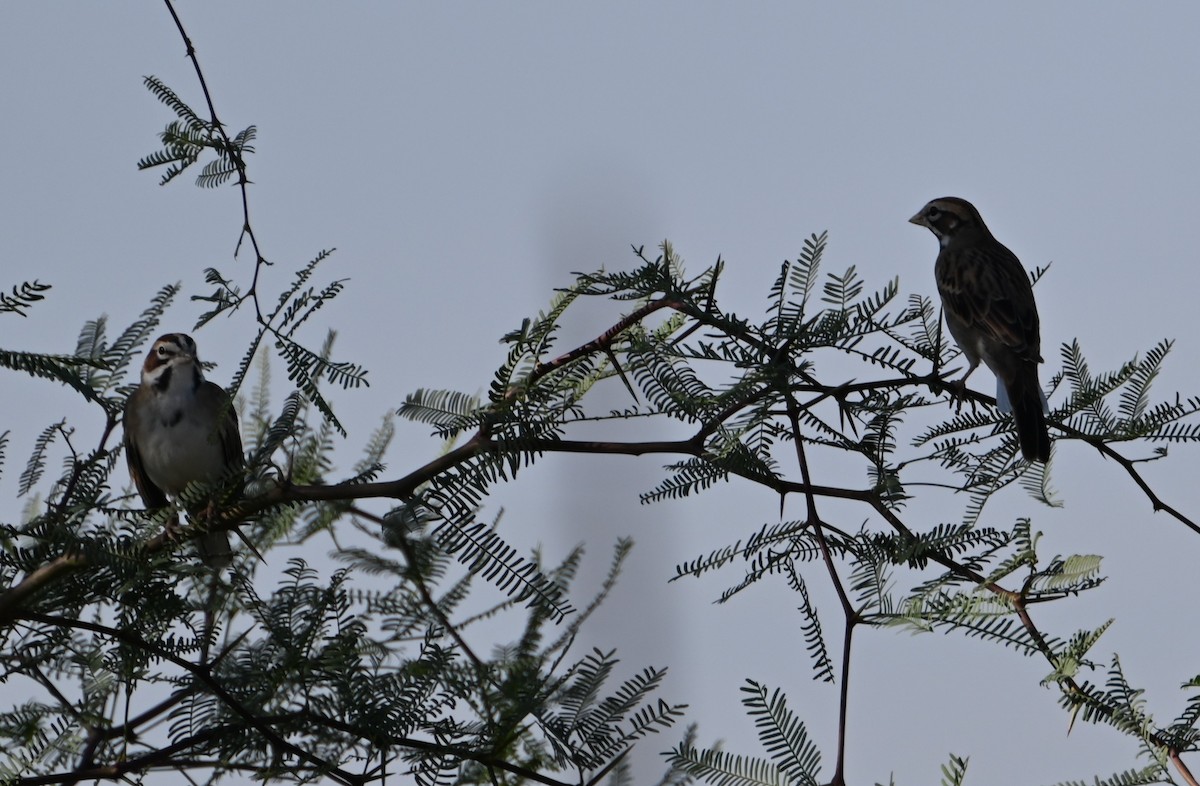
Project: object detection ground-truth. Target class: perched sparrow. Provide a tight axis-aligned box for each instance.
[909,197,1051,462]
[124,333,243,567]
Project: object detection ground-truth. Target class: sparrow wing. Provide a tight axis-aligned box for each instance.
[198,381,244,568]
[123,388,169,509]
[938,243,1051,462]
[198,381,245,485]
[937,244,1042,364]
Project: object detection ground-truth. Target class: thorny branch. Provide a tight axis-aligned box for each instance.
[6,276,1197,782]
[161,0,268,317]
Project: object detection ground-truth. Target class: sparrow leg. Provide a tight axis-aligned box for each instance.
[954,362,979,389]
[162,510,183,541]
[948,360,981,414]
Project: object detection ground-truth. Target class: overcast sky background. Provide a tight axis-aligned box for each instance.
[3,4,1199,785]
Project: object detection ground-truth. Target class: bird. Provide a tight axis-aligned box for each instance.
[123,333,244,567]
[909,197,1051,462]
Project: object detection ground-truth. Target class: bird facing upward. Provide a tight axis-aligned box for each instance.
[909,197,1051,462]
[123,333,243,567]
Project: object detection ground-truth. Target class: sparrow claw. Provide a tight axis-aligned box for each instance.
[927,368,976,415]
[162,512,183,544]
[946,378,979,416]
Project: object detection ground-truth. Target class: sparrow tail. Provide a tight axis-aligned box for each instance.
[198,530,234,570]
[1006,372,1051,463]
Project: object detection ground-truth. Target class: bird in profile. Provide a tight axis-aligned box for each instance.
[909,197,1051,462]
[124,333,244,567]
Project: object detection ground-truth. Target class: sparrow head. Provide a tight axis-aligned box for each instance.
[141,333,200,386]
[909,197,992,248]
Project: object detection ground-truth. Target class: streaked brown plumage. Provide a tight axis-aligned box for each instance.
[909,197,1051,462]
[124,333,243,567]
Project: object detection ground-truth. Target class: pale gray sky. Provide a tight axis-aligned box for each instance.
[3,4,1199,785]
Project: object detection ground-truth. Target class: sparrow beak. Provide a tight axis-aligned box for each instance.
[908,211,927,227]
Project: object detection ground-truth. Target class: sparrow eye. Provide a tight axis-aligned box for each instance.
[156,346,169,357]
[927,206,941,219]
